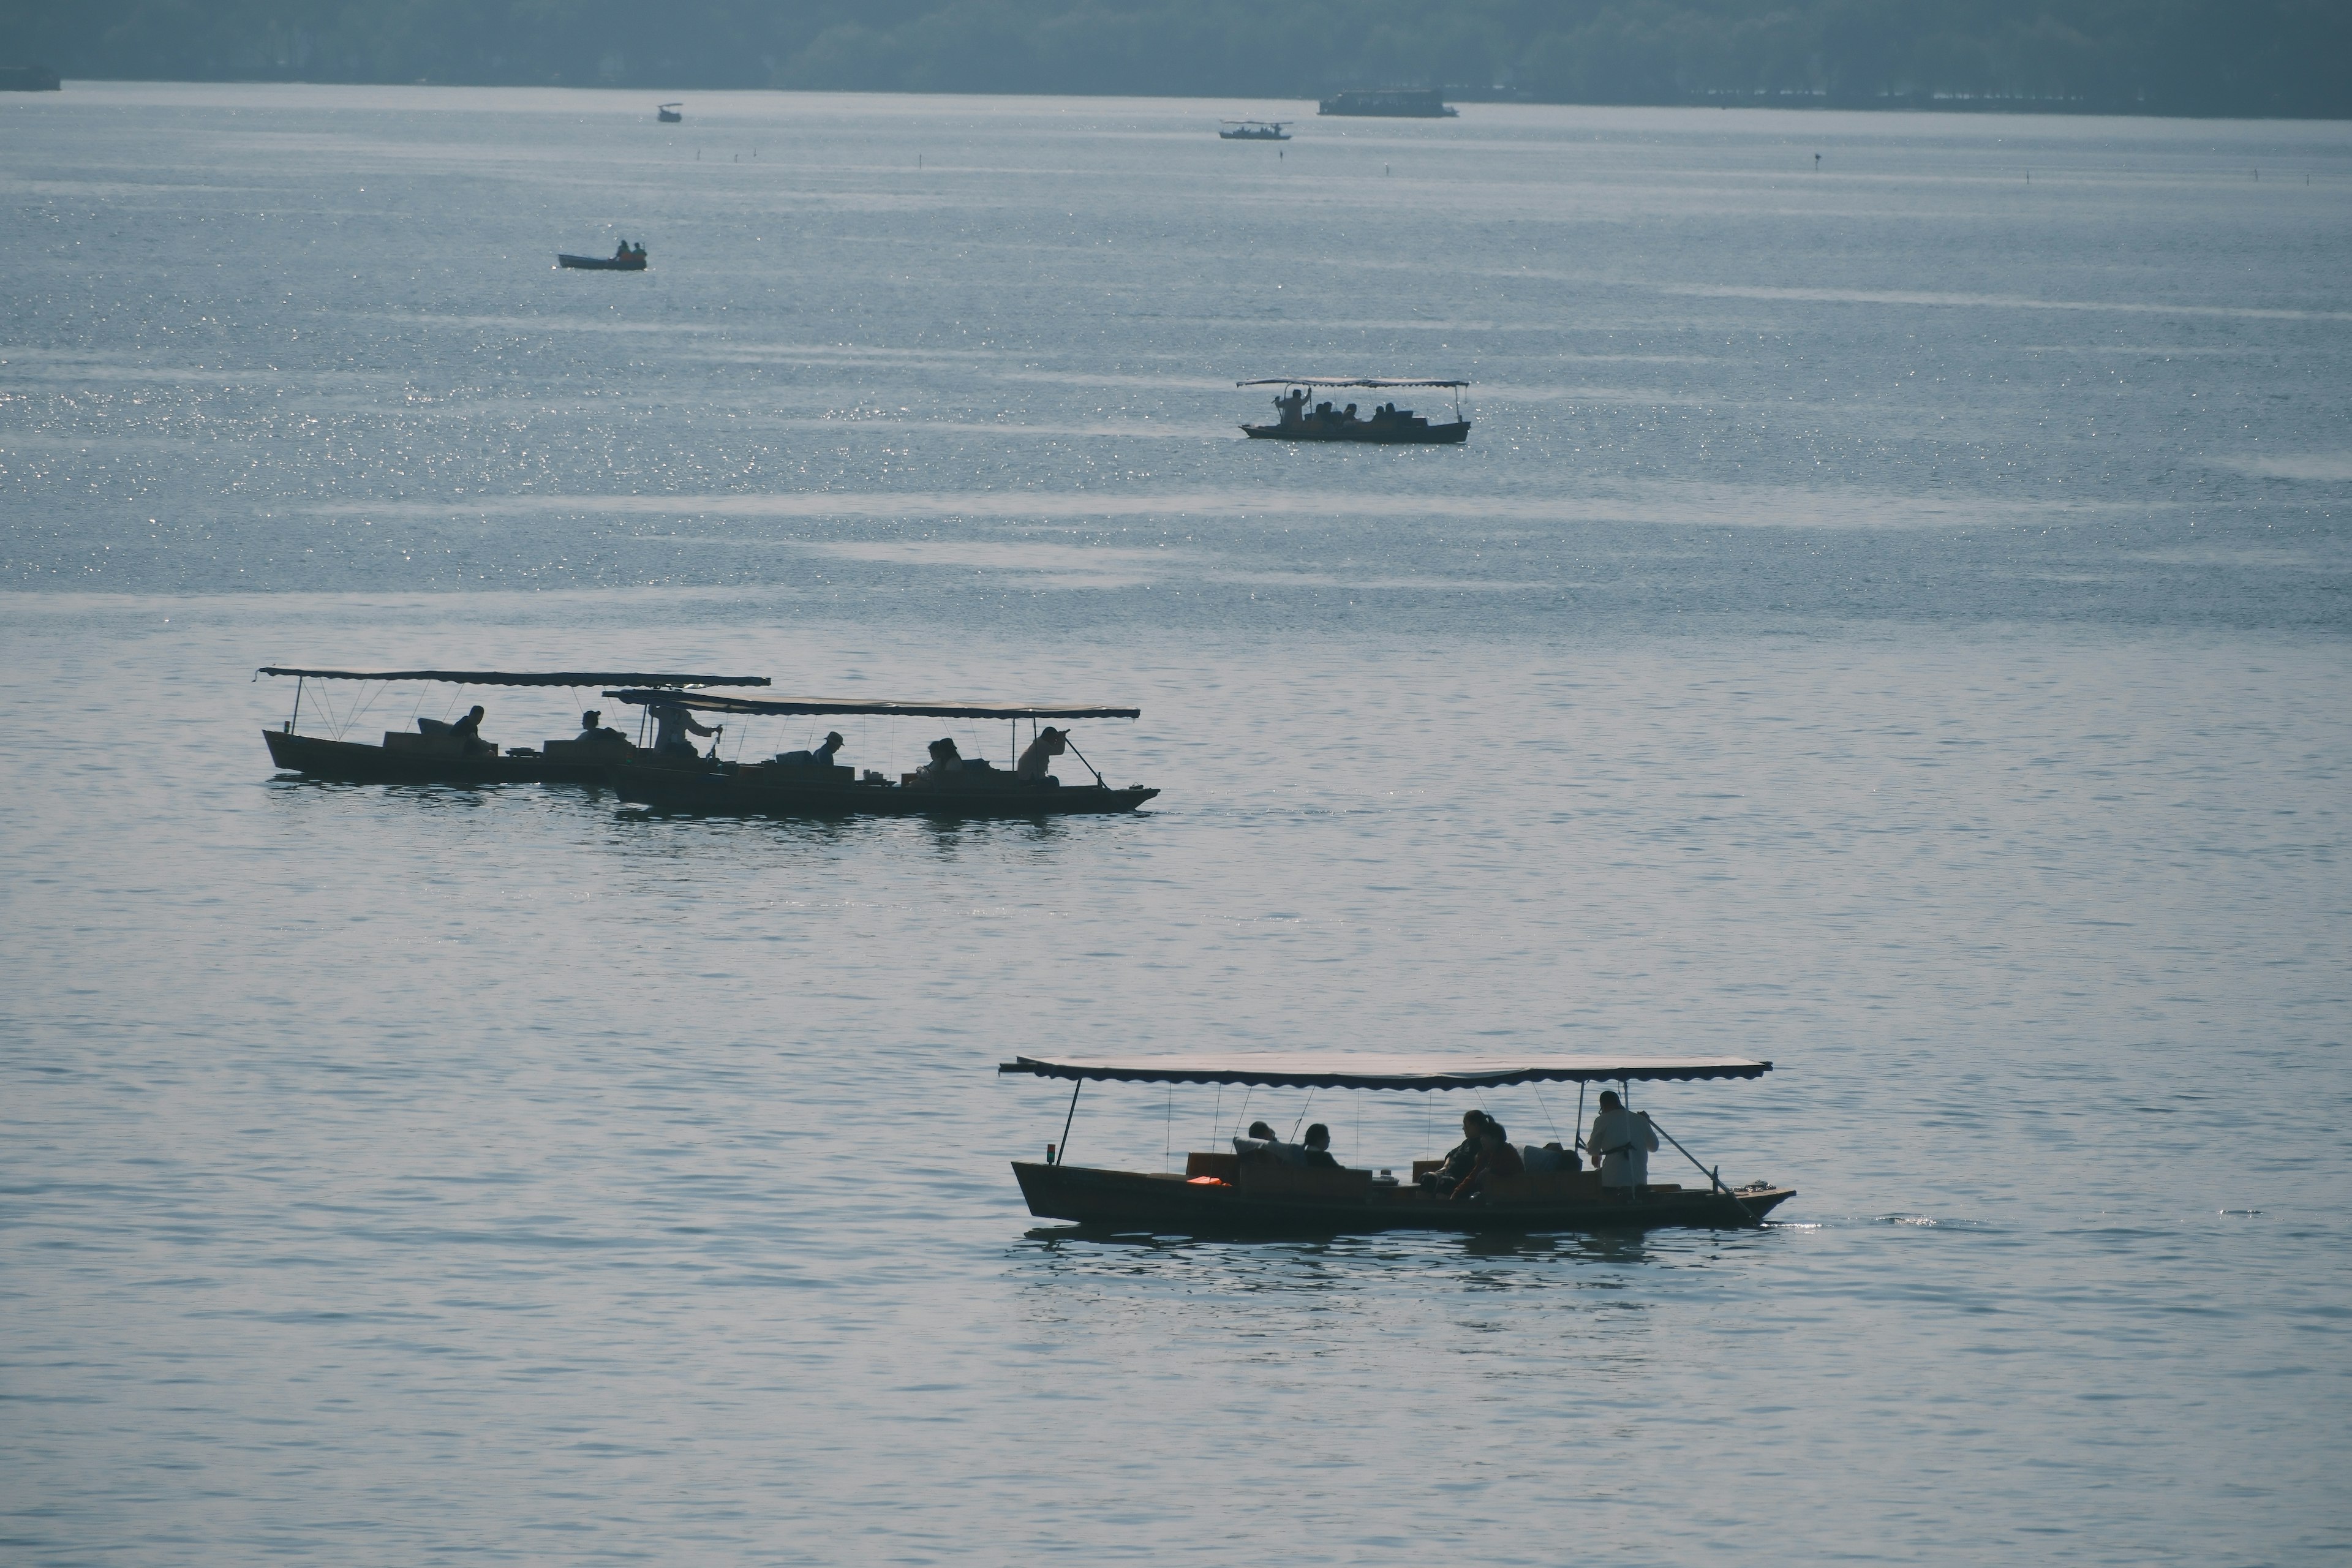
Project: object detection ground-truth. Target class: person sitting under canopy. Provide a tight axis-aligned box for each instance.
[922,736,963,777]
[1450,1120,1524,1202]
[775,731,845,767]
[1420,1109,1493,1194]
[1016,725,1068,783]
[445,704,492,756]
[1302,1123,1340,1169]
[575,709,632,751]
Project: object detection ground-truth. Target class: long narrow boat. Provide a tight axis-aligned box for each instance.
[1240,377,1471,444]
[258,668,769,786]
[1001,1053,1792,1236]
[598,689,1160,818]
[558,251,646,271]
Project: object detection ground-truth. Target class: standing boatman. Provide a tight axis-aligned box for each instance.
[1586,1089,1659,1194]
[649,700,722,758]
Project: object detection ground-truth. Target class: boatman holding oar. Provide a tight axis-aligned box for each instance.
[649,700,721,758]
[1587,1090,1659,1193]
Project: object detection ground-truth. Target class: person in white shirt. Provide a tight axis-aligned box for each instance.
[650,702,720,758]
[1586,1090,1659,1191]
[1017,726,1068,782]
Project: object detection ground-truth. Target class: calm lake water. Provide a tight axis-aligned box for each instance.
[3,83,2348,1564]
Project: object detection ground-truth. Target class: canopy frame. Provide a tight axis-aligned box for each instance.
[258,668,769,687]
[601,690,1140,722]
[1237,378,1468,388]
[998,1054,1771,1090]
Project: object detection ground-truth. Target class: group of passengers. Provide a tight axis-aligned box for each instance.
[448,704,1072,778]
[611,239,647,262]
[1234,1091,1662,1203]
[916,726,1070,784]
[1270,388,1418,430]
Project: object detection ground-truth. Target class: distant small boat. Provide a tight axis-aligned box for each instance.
[1219,120,1290,141]
[1238,377,1472,444]
[657,102,682,123]
[559,248,646,271]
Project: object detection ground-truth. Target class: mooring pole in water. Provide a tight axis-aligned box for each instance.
[1055,1078,1083,1165]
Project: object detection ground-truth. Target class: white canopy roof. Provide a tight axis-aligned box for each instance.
[998,1054,1771,1090]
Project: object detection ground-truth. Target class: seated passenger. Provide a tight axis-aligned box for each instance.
[1301,1123,1340,1169]
[1419,1109,1492,1193]
[1016,725,1068,783]
[575,709,631,751]
[1247,1120,1278,1140]
[446,704,492,756]
[775,731,845,767]
[921,736,962,777]
[1451,1121,1524,1202]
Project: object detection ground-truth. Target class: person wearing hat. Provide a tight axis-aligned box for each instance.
[1016,725,1069,783]
[774,731,845,768]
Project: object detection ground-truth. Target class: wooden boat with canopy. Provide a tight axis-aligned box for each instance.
[1001,1052,1792,1235]
[258,668,770,785]
[1240,378,1470,444]
[598,689,1160,818]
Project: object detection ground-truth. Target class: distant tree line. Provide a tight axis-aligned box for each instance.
[4,0,2344,119]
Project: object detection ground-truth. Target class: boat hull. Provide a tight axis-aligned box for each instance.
[1012,1161,1792,1236]
[263,728,617,786]
[1243,420,1469,445]
[557,254,646,271]
[609,763,1159,818]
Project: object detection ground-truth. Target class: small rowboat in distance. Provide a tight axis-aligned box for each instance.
[599,688,1160,818]
[258,667,769,786]
[657,102,683,123]
[1219,120,1290,140]
[1240,377,1471,444]
[559,250,646,271]
[1001,1053,1793,1237]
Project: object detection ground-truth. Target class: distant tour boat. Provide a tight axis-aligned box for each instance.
[597,689,1161,818]
[657,102,682,123]
[257,667,769,785]
[1219,120,1290,140]
[1240,377,1471,444]
[1319,88,1457,118]
[1001,1052,1794,1237]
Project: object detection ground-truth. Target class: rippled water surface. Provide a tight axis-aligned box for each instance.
[4,85,2349,1564]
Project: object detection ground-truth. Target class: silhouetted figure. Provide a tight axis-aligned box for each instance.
[1302,1123,1340,1169]
[650,702,720,758]
[1017,726,1068,783]
[1588,1090,1659,1191]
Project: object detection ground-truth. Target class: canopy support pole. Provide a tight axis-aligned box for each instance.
[1574,1081,1586,1153]
[1055,1078,1083,1166]
[289,676,303,735]
[1643,1112,1757,1221]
